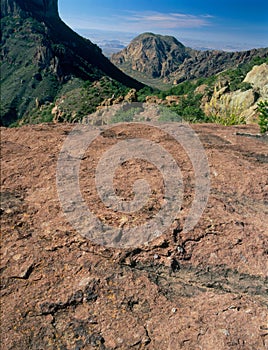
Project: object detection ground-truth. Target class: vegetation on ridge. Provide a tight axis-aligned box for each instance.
[135,57,268,128]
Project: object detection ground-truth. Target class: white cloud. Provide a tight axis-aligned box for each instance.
[120,11,212,30]
[63,10,213,32]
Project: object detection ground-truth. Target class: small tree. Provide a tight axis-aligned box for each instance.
[257,101,268,134]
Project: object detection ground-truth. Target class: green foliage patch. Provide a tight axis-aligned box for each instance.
[207,113,246,126]
[111,106,143,123]
[257,101,268,134]
[169,94,207,123]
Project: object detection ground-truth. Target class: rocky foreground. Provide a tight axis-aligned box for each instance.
[1,123,268,349]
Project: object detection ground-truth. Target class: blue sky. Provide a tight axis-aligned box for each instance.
[58,0,268,50]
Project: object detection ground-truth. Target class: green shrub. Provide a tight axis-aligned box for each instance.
[111,106,142,123]
[169,94,207,123]
[137,86,157,102]
[205,96,246,126]
[158,106,182,122]
[207,113,246,126]
[257,101,268,134]
[158,80,197,100]
[238,82,252,91]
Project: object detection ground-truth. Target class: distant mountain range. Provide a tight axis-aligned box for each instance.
[0,0,143,125]
[75,29,135,58]
[111,33,268,86]
[77,29,268,58]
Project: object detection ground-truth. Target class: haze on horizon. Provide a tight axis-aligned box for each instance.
[59,0,268,52]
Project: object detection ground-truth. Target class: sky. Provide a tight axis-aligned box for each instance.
[58,0,268,51]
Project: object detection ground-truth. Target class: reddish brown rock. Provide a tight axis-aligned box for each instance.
[1,123,267,349]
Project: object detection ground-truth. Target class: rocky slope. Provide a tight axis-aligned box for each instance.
[1,122,268,349]
[111,33,268,85]
[0,0,144,126]
[96,61,267,125]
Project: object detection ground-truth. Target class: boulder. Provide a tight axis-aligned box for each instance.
[165,95,181,105]
[204,64,268,123]
[145,95,163,104]
[244,63,268,91]
[124,89,137,102]
[194,84,208,95]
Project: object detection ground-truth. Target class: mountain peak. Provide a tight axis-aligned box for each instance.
[111,32,189,79]
[134,32,185,48]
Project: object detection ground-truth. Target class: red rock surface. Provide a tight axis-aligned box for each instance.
[1,123,268,349]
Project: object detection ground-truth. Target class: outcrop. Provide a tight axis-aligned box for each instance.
[171,48,268,83]
[204,63,268,122]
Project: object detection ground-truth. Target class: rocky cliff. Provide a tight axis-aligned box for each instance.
[111,33,268,85]
[0,0,144,125]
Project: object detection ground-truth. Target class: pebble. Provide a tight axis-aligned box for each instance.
[171,308,177,313]
[177,246,184,253]
[153,254,160,260]
[12,254,22,261]
[222,329,230,336]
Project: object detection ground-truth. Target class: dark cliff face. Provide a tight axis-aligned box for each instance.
[1,0,144,89]
[1,0,59,19]
[1,0,144,125]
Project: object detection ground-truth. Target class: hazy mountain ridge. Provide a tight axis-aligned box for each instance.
[111,33,268,85]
